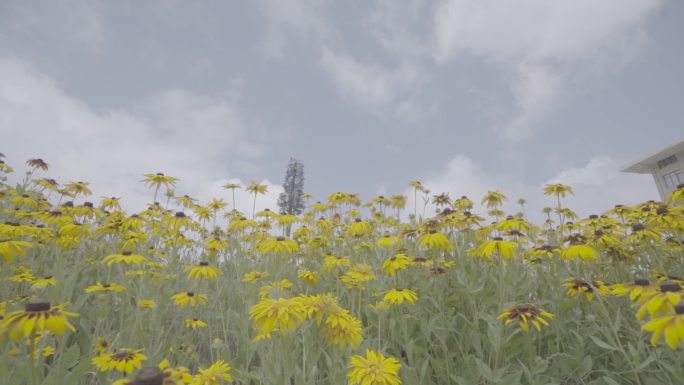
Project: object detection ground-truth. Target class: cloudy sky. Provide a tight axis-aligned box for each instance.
[1,0,682,221]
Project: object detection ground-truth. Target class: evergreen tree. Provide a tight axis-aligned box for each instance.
[277,158,305,216]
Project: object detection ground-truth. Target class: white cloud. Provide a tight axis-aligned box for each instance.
[258,1,434,120]
[257,0,332,57]
[1,0,104,53]
[0,56,282,217]
[431,0,664,141]
[319,46,431,120]
[408,154,658,224]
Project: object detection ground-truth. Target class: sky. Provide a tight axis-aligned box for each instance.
[1,0,682,222]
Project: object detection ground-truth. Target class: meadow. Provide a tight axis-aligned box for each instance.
[1,156,684,385]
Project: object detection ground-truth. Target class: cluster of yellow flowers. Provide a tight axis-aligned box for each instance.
[1,156,684,385]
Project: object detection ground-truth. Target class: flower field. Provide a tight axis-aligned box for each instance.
[2,156,684,385]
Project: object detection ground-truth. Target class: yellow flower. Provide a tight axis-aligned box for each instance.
[611,278,657,301]
[376,233,401,248]
[348,350,401,385]
[10,266,35,282]
[102,251,148,266]
[636,282,683,320]
[192,360,233,385]
[85,282,126,293]
[187,262,220,280]
[1,301,78,340]
[543,183,573,198]
[340,264,376,289]
[368,300,391,312]
[347,218,372,238]
[563,278,610,301]
[243,271,269,282]
[382,253,412,276]
[95,337,111,354]
[259,279,293,299]
[498,303,554,332]
[171,292,208,308]
[320,309,363,349]
[30,276,58,289]
[417,230,452,251]
[642,302,684,349]
[249,297,308,340]
[298,269,319,284]
[137,299,157,309]
[92,348,147,374]
[561,244,597,261]
[383,289,418,305]
[256,236,299,254]
[323,254,350,272]
[142,172,179,190]
[472,236,518,260]
[185,318,207,329]
[481,190,507,208]
[0,240,34,262]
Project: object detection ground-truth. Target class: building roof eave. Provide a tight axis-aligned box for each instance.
[621,136,684,174]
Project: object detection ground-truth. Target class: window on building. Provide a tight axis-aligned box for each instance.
[663,170,684,189]
[657,154,677,169]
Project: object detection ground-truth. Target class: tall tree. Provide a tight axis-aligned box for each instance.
[277,158,305,217]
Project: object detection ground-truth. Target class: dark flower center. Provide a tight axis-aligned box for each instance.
[660,282,681,293]
[134,367,165,385]
[25,301,50,312]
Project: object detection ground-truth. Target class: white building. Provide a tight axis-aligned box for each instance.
[622,138,684,200]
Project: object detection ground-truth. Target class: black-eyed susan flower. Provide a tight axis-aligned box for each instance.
[95,337,111,354]
[30,275,57,289]
[243,271,269,283]
[669,184,684,205]
[382,252,412,276]
[187,262,220,280]
[348,350,401,385]
[142,173,178,201]
[92,348,147,374]
[298,269,318,284]
[171,292,207,308]
[320,309,363,349]
[469,237,517,260]
[85,282,126,293]
[256,236,299,254]
[137,299,157,309]
[323,254,350,272]
[417,230,452,251]
[102,251,148,266]
[383,289,418,305]
[560,236,597,261]
[258,279,293,299]
[376,233,401,248]
[563,278,610,301]
[498,303,554,332]
[249,296,308,340]
[611,278,657,301]
[340,264,375,289]
[192,360,233,384]
[642,301,684,349]
[185,318,207,329]
[347,218,372,238]
[0,239,33,262]
[481,190,507,209]
[1,300,78,340]
[636,282,683,320]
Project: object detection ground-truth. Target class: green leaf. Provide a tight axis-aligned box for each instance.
[590,335,617,351]
[602,376,621,385]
